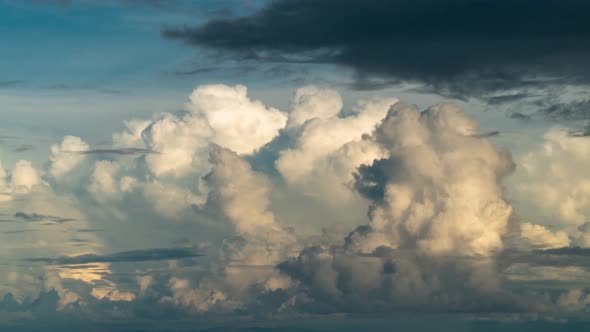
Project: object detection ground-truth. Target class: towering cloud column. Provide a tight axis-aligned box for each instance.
[350,102,515,256]
[280,102,517,311]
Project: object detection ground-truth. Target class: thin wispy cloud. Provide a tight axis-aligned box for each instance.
[14,212,77,223]
[24,248,203,264]
[64,148,159,156]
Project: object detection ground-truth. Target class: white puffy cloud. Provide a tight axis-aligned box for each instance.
[88,160,120,202]
[287,85,343,128]
[188,84,287,155]
[49,136,89,178]
[263,274,292,292]
[11,160,40,190]
[350,102,514,257]
[143,180,206,219]
[113,84,287,182]
[515,129,590,227]
[162,277,228,313]
[143,112,213,178]
[0,159,44,210]
[208,147,299,266]
[3,83,583,319]
[119,176,137,193]
[520,222,570,249]
[164,148,299,313]
[112,119,151,148]
[277,94,397,201]
[91,287,136,302]
[136,275,153,295]
[279,102,516,311]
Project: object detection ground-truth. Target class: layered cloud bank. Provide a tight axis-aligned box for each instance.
[0,83,588,322]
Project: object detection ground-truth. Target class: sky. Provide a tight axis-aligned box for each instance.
[1,0,590,331]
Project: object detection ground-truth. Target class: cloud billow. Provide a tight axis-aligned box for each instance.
[278,102,519,312]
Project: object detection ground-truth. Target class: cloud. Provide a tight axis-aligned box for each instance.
[540,99,590,121]
[556,289,590,312]
[142,111,213,178]
[10,160,40,190]
[520,223,570,249]
[352,102,515,256]
[188,84,287,155]
[163,0,590,97]
[112,119,152,148]
[514,128,590,228]
[2,82,585,321]
[276,86,397,202]
[24,248,202,265]
[278,101,518,311]
[90,287,136,302]
[69,148,159,156]
[286,85,343,128]
[136,84,286,179]
[88,160,121,203]
[534,247,590,257]
[0,80,24,88]
[41,271,80,309]
[75,228,104,233]
[14,212,76,223]
[49,136,89,178]
[12,144,34,153]
[208,147,299,266]
[163,147,299,313]
[142,180,205,218]
[568,122,590,137]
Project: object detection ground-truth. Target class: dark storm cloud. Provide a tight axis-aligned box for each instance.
[163,0,590,96]
[24,247,202,264]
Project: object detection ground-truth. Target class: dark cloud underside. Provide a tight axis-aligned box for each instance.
[163,0,590,97]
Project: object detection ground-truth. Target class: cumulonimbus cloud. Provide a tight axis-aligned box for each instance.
[279,102,519,312]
